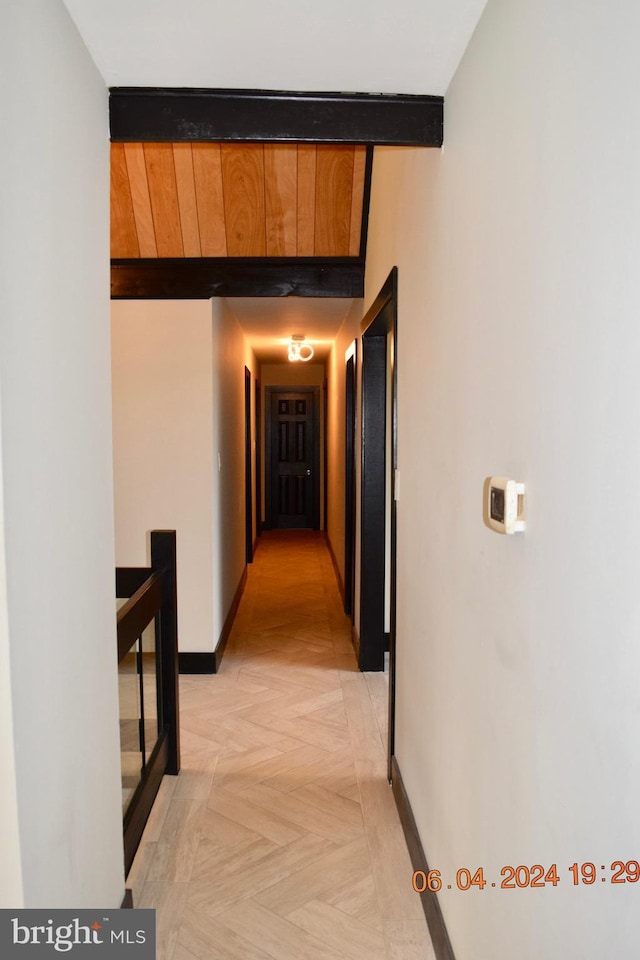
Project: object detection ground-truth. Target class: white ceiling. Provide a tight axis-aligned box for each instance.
[64,0,487,364]
[225,298,358,363]
[64,0,486,95]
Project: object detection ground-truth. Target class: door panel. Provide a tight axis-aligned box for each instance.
[268,390,319,529]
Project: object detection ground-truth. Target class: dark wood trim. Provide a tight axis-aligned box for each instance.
[359,148,375,260]
[121,890,134,909]
[178,652,216,674]
[150,531,180,776]
[215,566,248,671]
[111,258,363,300]
[323,377,328,532]
[123,733,169,877]
[391,757,456,960]
[255,379,262,538]
[245,366,253,565]
[110,88,444,147]
[116,567,151,598]
[117,573,163,663]
[360,332,386,671]
[360,268,398,778]
[324,533,345,603]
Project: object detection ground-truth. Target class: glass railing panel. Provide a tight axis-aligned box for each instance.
[141,618,161,763]
[119,642,143,814]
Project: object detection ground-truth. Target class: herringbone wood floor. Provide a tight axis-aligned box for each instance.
[127,531,435,959]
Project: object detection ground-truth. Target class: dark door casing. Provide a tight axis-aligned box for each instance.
[255,379,262,537]
[360,268,398,782]
[244,367,253,563]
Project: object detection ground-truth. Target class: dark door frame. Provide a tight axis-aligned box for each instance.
[359,267,398,779]
[264,385,321,530]
[323,377,328,532]
[344,340,357,618]
[255,378,262,539]
[244,366,253,564]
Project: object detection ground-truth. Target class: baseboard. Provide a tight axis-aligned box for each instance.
[178,566,248,675]
[391,757,456,960]
[121,889,133,909]
[324,532,345,602]
[178,652,216,674]
[214,565,248,670]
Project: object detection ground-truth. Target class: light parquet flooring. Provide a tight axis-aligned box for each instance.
[128,531,434,959]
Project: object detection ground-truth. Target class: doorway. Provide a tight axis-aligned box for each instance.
[265,386,320,530]
[255,378,262,537]
[244,366,253,564]
[359,268,398,777]
[344,341,357,619]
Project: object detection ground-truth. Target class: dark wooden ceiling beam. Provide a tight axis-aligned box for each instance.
[110,88,443,147]
[111,257,364,299]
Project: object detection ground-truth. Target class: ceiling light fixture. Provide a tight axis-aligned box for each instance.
[288,335,314,362]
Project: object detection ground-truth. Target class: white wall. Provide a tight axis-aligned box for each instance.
[326,304,363,605]
[365,1,640,956]
[0,0,124,906]
[213,302,256,640]
[0,394,23,907]
[261,363,326,388]
[112,300,257,658]
[111,301,215,653]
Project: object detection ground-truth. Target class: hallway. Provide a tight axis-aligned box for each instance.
[127,531,434,959]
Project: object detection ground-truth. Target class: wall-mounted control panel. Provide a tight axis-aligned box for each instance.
[487,477,526,534]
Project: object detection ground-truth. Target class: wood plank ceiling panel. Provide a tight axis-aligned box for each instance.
[192,144,227,257]
[172,144,201,257]
[349,146,367,257]
[144,143,184,257]
[296,145,317,257]
[123,143,157,257]
[221,144,266,257]
[264,144,297,256]
[110,143,139,258]
[110,143,365,260]
[314,146,355,257]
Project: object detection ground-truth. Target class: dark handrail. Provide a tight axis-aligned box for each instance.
[117,572,163,663]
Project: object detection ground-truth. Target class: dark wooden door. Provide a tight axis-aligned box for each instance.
[268,390,319,529]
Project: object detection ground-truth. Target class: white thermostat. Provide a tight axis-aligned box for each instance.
[486,477,526,534]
